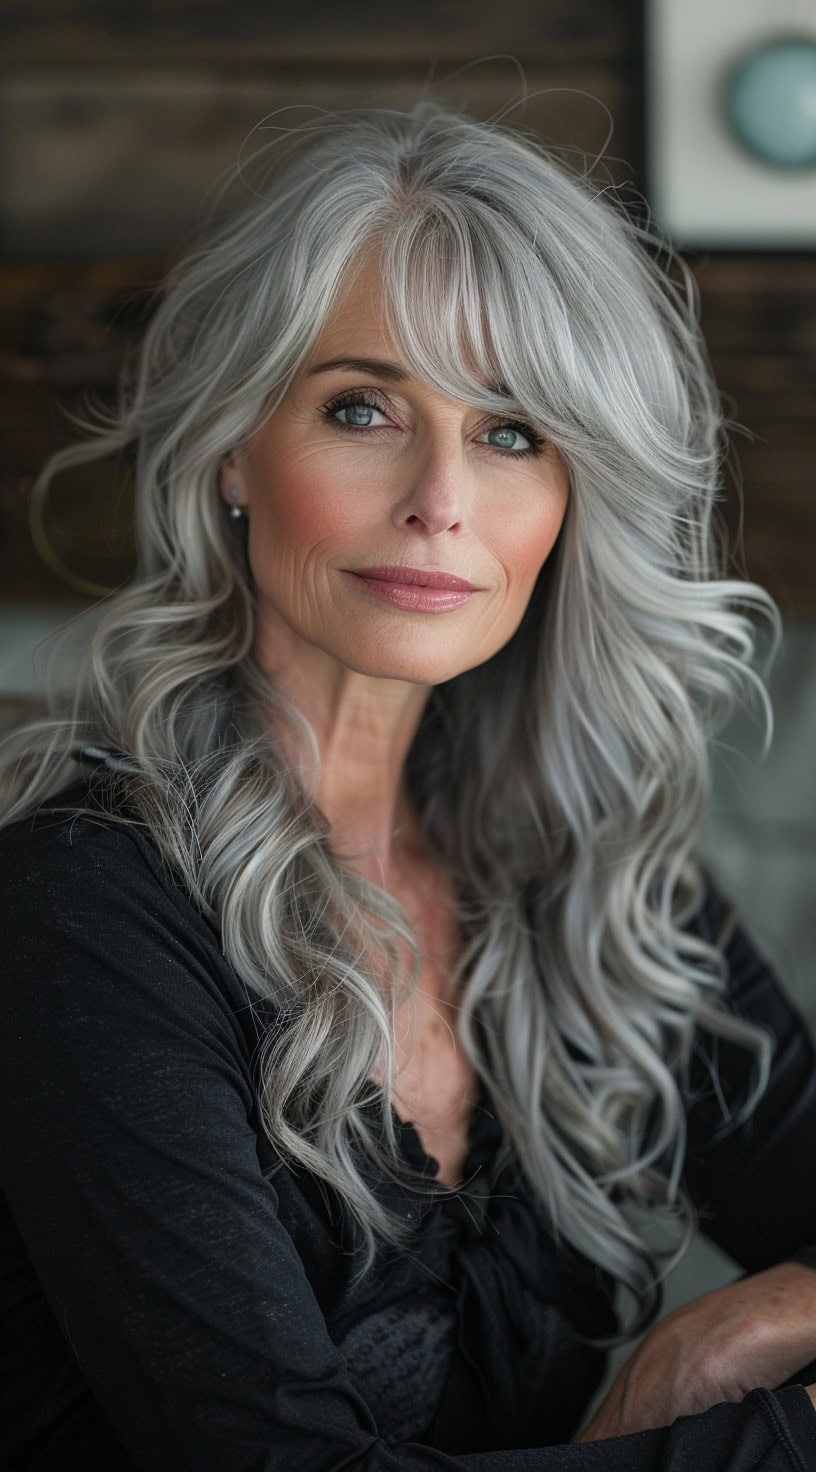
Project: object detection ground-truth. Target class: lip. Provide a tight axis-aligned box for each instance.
[344,571,477,613]
[348,565,477,592]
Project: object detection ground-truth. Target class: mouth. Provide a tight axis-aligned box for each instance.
[343,565,479,613]
[347,565,477,592]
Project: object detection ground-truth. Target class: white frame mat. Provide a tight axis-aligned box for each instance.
[645,0,816,248]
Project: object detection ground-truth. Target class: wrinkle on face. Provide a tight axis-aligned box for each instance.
[219,253,570,881]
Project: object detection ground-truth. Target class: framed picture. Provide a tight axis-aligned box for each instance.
[644,0,816,249]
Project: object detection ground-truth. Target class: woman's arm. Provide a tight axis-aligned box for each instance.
[580,882,816,1443]
[1,817,814,1471]
[578,1265,816,1442]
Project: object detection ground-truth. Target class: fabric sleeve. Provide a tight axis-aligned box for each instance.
[681,880,816,1275]
[1,817,814,1472]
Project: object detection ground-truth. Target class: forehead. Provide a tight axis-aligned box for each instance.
[304,253,394,360]
[301,248,505,400]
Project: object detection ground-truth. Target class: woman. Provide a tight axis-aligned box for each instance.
[1,102,815,1470]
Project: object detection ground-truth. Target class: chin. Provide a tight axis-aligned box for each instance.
[337,643,480,686]
[350,661,465,686]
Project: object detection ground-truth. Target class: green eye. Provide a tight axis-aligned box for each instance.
[483,423,537,454]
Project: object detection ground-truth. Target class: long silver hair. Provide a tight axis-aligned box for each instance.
[1,101,778,1333]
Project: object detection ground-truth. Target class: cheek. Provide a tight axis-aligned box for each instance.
[250,451,363,552]
[492,498,567,594]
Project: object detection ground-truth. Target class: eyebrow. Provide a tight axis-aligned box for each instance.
[305,354,513,404]
[305,355,408,382]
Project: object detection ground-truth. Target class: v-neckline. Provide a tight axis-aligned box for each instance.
[391,1072,492,1190]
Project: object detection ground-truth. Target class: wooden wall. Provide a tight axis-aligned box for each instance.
[1,1,814,613]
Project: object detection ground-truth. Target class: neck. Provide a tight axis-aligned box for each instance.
[255,634,432,888]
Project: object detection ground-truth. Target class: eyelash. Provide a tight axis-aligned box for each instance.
[320,388,545,458]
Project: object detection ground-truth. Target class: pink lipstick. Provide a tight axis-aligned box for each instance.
[345,564,478,612]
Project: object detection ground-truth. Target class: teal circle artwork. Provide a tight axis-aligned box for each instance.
[723,36,816,169]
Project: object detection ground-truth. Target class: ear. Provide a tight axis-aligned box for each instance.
[218,455,247,510]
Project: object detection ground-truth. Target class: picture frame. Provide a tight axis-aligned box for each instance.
[644,0,816,249]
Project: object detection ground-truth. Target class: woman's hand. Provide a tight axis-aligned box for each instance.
[577,1262,816,1442]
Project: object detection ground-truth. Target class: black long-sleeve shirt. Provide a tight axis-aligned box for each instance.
[2,767,816,1470]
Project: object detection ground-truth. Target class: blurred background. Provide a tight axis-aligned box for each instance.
[0,0,814,1400]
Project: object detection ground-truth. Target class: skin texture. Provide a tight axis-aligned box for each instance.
[578,1262,816,1440]
[219,252,570,887]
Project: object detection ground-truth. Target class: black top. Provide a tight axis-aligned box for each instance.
[2,765,816,1471]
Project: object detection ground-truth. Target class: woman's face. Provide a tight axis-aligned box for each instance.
[220,255,570,688]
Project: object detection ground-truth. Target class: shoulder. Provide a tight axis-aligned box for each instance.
[1,775,147,881]
[0,769,257,1040]
[1,770,205,937]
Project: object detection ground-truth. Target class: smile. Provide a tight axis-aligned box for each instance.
[344,571,476,612]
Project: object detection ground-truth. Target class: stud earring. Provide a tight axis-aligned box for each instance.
[227,484,245,520]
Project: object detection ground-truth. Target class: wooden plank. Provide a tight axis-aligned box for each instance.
[0,68,630,261]
[697,274,816,359]
[708,355,816,419]
[720,419,816,615]
[0,378,135,600]
[2,1,635,67]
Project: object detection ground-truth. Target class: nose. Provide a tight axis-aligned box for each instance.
[390,432,471,535]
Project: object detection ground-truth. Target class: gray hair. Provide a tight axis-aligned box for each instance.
[1,101,778,1335]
